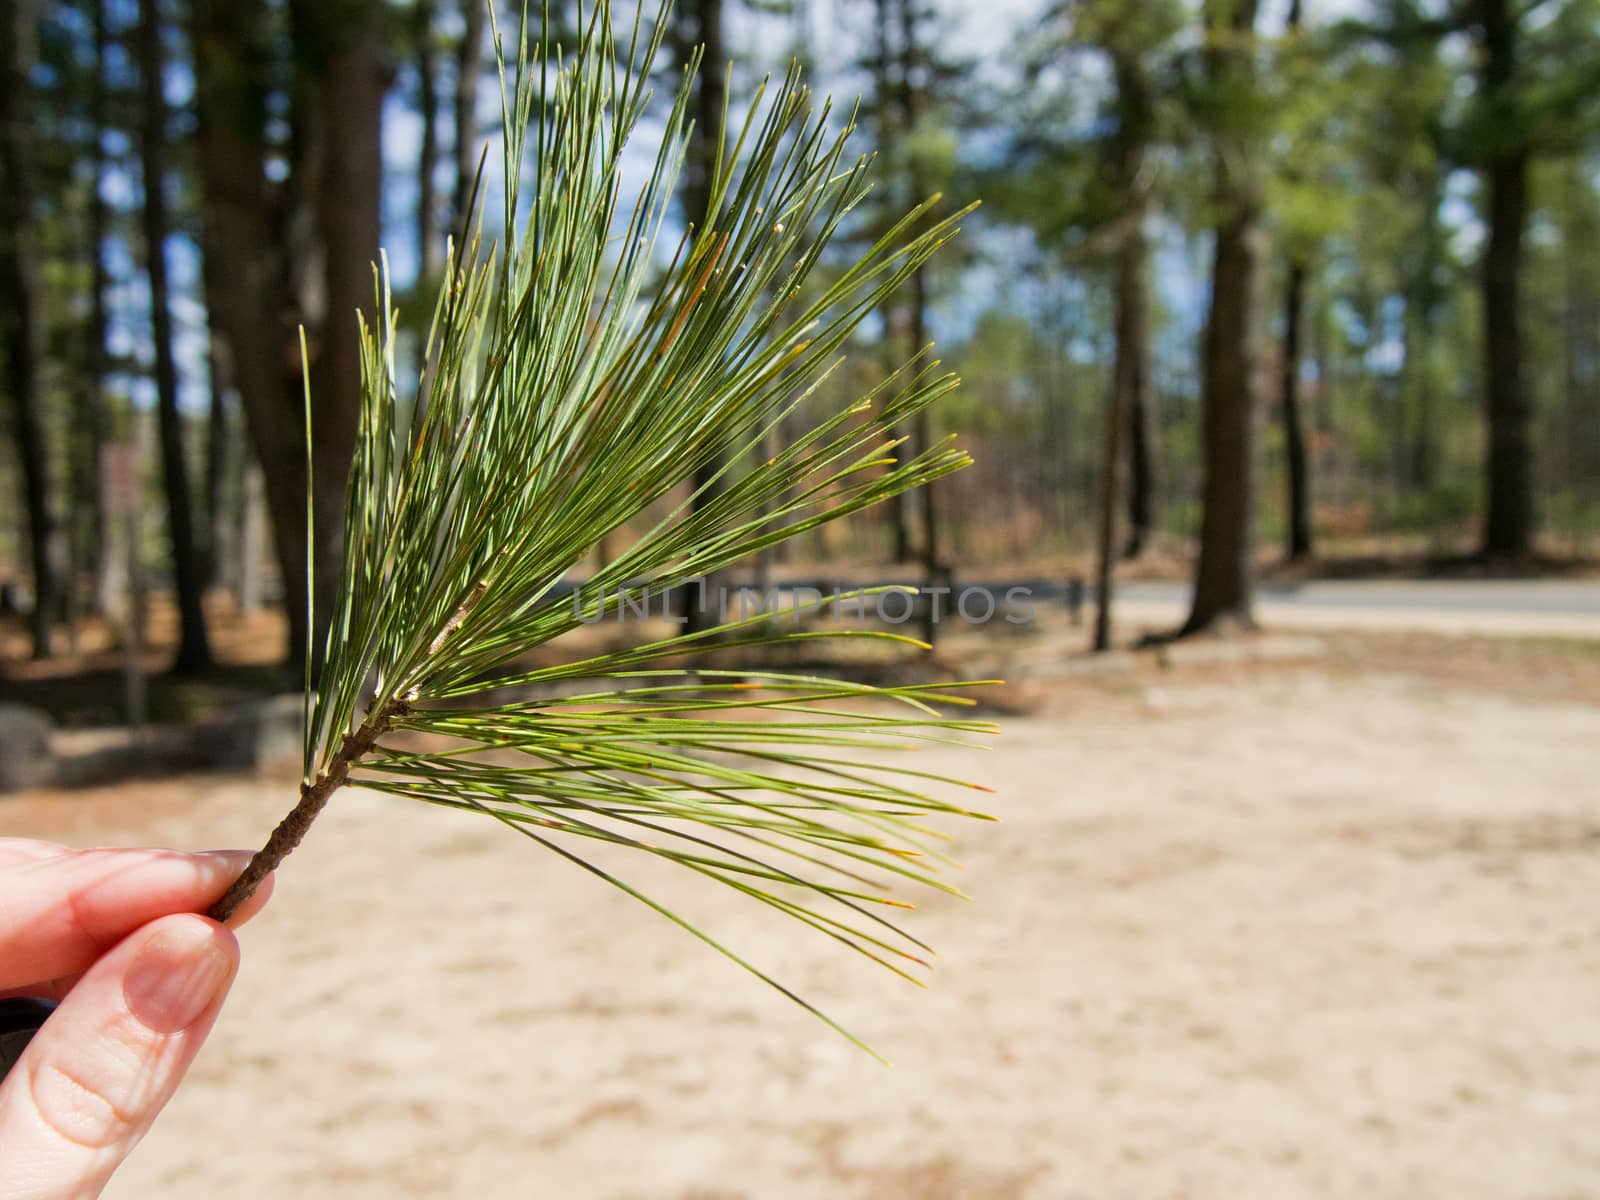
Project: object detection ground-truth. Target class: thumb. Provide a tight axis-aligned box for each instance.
[0,915,239,1200]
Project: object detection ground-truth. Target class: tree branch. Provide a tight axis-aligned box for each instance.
[206,697,406,922]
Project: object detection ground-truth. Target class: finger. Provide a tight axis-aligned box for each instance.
[0,870,272,1006]
[0,914,238,1200]
[0,841,68,868]
[0,849,258,992]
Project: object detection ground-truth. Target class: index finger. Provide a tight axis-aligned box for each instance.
[0,848,259,993]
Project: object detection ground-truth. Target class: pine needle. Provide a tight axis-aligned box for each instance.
[209,0,990,1052]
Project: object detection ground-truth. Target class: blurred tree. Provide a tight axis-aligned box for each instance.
[1063,1,1183,645]
[1315,2,1458,529]
[1267,0,1370,560]
[78,0,112,615]
[1182,0,1267,635]
[451,0,486,242]
[34,0,135,637]
[295,1,386,662]
[9,0,1600,672]
[414,0,443,284]
[899,0,970,639]
[1010,1,1186,568]
[1457,0,1600,557]
[673,0,724,633]
[189,0,386,666]
[1275,0,1313,561]
[200,235,236,594]
[1371,1,1454,498]
[0,0,59,657]
[1299,0,1598,552]
[897,0,940,587]
[1554,154,1600,497]
[870,0,912,564]
[676,0,724,240]
[1089,3,1183,564]
[138,0,212,672]
[1473,0,1532,558]
[865,0,965,581]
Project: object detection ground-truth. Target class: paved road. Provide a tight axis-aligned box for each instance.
[1110,578,1600,638]
[755,576,1600,638]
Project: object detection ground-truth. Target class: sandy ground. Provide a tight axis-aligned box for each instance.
[5,662,1600,1198]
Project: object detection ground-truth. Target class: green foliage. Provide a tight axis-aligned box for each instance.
[1376,480,1480,537]
[1267,19,1374,258]
[1453,0,1600,163]
[992,0,1188,246]
[301,2,992,1052]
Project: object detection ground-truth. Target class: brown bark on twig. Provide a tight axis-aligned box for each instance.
[207,699,404,922]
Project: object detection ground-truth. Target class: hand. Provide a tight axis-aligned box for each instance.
[0,840,272,1200]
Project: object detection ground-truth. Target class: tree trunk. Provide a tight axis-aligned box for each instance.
[1096,45,1157,644]
[298,0,387,660]
[78,0,112,618]
[0,0,59,658]
[1403,165,1443,490]
[201,239,234,590]
[452,0,486,240]
[139,0,214,674]
[1480,150,1531,557]
[415,0,442,283]
[681,0,725,249]
[910,272,938,575]
[202,338,231,591]
[191,0,306,663]
[1477,0,1532,558]
[191,0,385,668]
[1094,231,1141,652]
[908,269,946,644]
[1182,0,1265,636]
[680,0,727,635]
[1109,50,1158,562]
[1278,0,1311,564]
[1188,215,1266,632]
[1124,359,1158,558]
[874,0,911,565]
[896,0,944,641]
[1281,260,1312,560]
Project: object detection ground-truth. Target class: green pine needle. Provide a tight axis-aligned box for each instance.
[219,0,993,1052]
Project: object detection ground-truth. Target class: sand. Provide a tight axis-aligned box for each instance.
[5,664,1600,1199]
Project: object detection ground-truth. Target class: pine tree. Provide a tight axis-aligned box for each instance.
[452,0,487,243]
[190,0,388,667]
[1277,0,1313,561]
[138,0,213,673]
[1182,0,1268,635]
[414,0,444,285]
[0,0,59,658]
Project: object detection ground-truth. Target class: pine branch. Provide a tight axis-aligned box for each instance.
[207,699,405,923]
[214,0,992,1048]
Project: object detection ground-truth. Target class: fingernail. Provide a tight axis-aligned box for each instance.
[123,918,237,1034]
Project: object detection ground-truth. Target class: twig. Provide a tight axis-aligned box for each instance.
[206,698,406,923]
